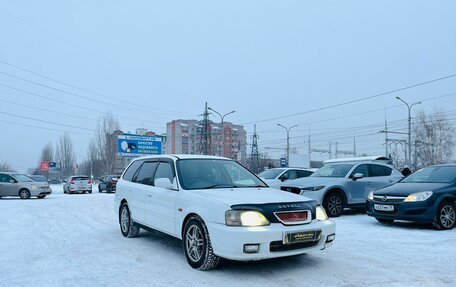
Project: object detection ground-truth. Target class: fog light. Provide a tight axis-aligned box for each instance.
[243,244,260,253]
[326,234,335,243]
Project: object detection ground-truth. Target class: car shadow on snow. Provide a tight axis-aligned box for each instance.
[135,228,324,272]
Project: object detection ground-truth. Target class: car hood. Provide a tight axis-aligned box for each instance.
[374,182,449,196]
[281,176,343,188]
[190,187,315,206]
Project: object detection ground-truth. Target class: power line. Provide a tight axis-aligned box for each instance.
[0,70,194,117]
[242,74,456,125]
[0,119,92,136]
[0,111,95,131]
[0,81,165,126]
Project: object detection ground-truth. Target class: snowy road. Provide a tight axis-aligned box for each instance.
[1,186,455,287]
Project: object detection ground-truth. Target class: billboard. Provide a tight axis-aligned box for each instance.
[117,134,163,157]
[40,161,50,172]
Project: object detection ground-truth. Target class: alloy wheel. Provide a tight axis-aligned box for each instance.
[440,204,455,229]
[120,207,130,233]
[185,225,204,263]
[328,195,343,215]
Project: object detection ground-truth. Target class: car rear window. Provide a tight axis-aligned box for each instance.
[73,176,89,180]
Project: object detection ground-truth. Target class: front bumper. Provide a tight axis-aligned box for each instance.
[207,219,335,261]
[30,188,52,196]
[366,199,438,222]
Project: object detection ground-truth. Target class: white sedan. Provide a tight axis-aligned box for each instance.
[114,155,335,270]
[258,167,315,189]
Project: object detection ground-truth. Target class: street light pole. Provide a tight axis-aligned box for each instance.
[396,97,421,168]
[208,107,235,157]
[277,124,298,167]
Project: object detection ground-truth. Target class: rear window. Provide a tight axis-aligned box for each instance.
[72,176,89,180]
[368,165,392,177]
[123,160,143,182]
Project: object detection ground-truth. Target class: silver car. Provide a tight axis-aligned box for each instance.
[0,172,52,199]
[280,162,403,217]
[258,167,315,189]
[63,175,92,194]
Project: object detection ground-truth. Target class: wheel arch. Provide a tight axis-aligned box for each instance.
[181,212,201,240]
[323,187,347,205]
[18,187,30,196]
[118,198,129,224]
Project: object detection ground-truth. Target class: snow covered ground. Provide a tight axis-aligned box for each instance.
[1,185,455,287]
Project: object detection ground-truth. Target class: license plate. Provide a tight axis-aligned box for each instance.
[284,230,321,244]
[374,204,394,212]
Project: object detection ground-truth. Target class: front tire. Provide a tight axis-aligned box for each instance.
[376,218,394,224]
[37,195,46,199]
[19,189,31,199]
[433,201,455,230]
[323,192,344,217]
[119,203,140,238]
[183,216,220,271]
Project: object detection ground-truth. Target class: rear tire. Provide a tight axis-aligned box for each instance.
[375,218,394,224]
[19,189,31,199]
[98,186,102,193]
[119,203,140,238]
[323,192,344,217]
[183,215,220,271]
[433,201,455,230]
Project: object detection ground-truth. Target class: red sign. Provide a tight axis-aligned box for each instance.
[40,161,50,172]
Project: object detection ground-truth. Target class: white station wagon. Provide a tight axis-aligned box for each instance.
[114,155,335,270]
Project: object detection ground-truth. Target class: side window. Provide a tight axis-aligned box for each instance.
[296,170,312,178]
[123,160,143,182]
[369,165,391,177]
[0,174,7,182]
[284,170,298,180]
[153,162,175,185]
[134,162,159,185]
[351,164,369,178]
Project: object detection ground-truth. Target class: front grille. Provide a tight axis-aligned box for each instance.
[270,238,320,252]
[373,196,406,203]
[280,186,301,194]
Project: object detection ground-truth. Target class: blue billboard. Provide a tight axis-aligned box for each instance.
[117,134,163,157]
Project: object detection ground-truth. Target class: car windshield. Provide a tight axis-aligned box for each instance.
[402,166,456,183]
[310,164,354,178]
[12,174,35,182]
[177,159,267,190]
[257,169,284,179]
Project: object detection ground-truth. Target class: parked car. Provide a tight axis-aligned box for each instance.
[98,175,120,193]
[0,172,52,199]
[63,175,92,194]
[48,179,62,185]
[367,164,456,230]
[280,162,403,217]
[28,175,48,183]
[115,155,335,270]
[258,167,315,189]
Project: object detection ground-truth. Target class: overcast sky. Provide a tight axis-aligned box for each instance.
[1,0,455,171]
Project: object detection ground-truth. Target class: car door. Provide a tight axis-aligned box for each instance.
[0,173,15,196]
[367,164,398,191]
[346,164,374,203]
[145,159,178,236]
[130,160,158,225]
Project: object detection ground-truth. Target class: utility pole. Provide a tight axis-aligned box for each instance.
[250,124,260,173]
[308,131,311,168]
[396,97,422,166]
[208,106,235,157]
[384,117,388,156]
[277,124,298,167]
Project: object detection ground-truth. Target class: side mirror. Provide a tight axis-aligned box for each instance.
[154,178,173,190]
[352,173,364,181]
[9,179,15,183]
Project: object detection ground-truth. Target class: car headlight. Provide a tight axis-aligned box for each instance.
[367,191,374,201]
[302,186,325,191]
[316,206,328,221]
[31,185,39,190]
[225,210,270,226]
[404,191,433,202]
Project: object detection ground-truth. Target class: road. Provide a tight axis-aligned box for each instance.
[1,186,455,287]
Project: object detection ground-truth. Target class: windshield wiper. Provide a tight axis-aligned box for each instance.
[200,184,239,189]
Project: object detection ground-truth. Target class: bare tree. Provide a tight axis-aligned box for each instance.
[0,161,14,172]
[40,142,54,162]
[95,113,120,175]
[56,132,76,177]
[413,110,455,169]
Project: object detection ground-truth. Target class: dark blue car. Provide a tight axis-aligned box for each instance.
[367,164,456,230]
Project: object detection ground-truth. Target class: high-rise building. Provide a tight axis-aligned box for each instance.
[166,119,247,161]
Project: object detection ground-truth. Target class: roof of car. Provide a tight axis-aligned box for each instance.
[131,154,230,161]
